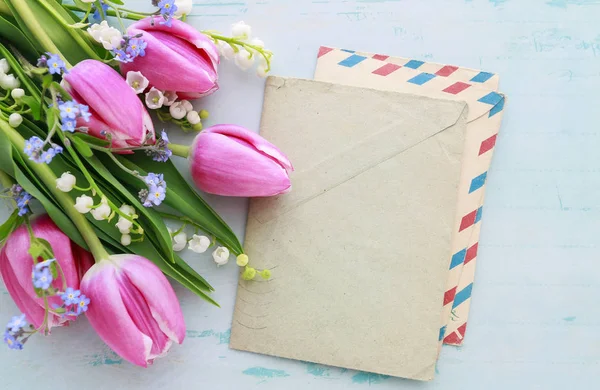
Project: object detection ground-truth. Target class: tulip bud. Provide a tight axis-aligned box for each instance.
[81,255,185,367]
[55,172,76,192]
[64,60,154,148]
[189,124,293,197]
[0,215,93,330]
[120,18,219,99]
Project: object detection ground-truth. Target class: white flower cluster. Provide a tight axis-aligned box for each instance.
[0,58,21,90]
[218,21,271,77]
[87,21,122,51]
[166,225,231,266]
[125,71,203,126]
[58,172,141,245]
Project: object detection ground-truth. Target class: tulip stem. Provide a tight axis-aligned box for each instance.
[0,120,110,262]
[169,144,190,158]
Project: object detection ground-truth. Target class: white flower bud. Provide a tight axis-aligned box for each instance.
[121,234,132,246]
[10,88,24,100]
[231,21,251,40]
[90,197,111,221]
[162,91,178,106]
[116,217,133,234]
[0,74,20,90]
[174,0,193,16]
[8,113,22,128]
[0,58,9,74]
[145,87,165,109]
[169,102,187,119]
[256,65,268,78]
[55,172,76,192]
[235,49,254,70]
[126,71,149,94]
[74,195,94,214]
[188,234,210,253]
[219,42,235,60]
[180,100,193,112]
[212,246,230,266]
[250,38,264,48]
[172,231,187,252]
[119,204,136,215]
[186,111,201,125]
[87,21,123,51]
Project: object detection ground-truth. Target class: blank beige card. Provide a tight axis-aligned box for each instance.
[230,77,468,381]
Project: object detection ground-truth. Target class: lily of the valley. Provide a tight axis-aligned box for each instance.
[90,197,111,221]
[188,235,210,253]
[212,246,229,266]
[55,172,76,192]
[87,21,123,51]
[80,254,185,367]
[74,195,94,214]
[8,113,22,128]
[126,71,149,94]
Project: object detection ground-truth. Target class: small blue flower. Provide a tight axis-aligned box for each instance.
[3,331,23,350]
[45,53,67,75]
[78,104,91,122]
[59,101,79,120]
[75,294,90,315]
[61,118,77,132]
[40,148,57,164]
[52,145,63,155]
[112,49,133,63]
[126,38,147,58]
[34,259,55,271]
[6,314,27,333]
[16,192,32,216]
[33,267,53,290]
[144,173,166,188]
[160,130,169,144]
[90,0,109,22]
[61,288,81,306]
[146,131,172,162]
[24,136,43,158]
[158,0,177,27]
[149,185,166,206]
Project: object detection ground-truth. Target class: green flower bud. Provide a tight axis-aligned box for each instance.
[242,266,256,281]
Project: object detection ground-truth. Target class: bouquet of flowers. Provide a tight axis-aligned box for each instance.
[0,0,292,366]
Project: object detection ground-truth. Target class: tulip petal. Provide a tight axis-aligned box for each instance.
[191,132,292,197]
[115,255,185,345]
[81,261,154,367]
[129,18,219,69]
[204,124,294,172]
[120,28,217,97]
[64,60,153,146]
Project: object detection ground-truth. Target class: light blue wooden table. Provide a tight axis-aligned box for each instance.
[1,0,599,388]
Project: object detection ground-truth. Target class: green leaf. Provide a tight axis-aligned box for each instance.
[0,14,39,61]
[0,209,23,244]
[0,122,16,177]
[72,0,92,10]
[115,154,245,255]
[72,132,110,147]
[69,135,93,157]
[20,96,41,120]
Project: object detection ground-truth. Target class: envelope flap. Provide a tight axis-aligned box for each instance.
[252,77,468,223]
[315,49,505,122]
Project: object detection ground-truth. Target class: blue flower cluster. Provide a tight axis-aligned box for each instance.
[139,173,167,207]
[113,35,147,64]
[158,0,178,27]
[32,259,55,291]
[3,314,30,351]
[59,287,90,316]
[146,130,172,162]
[10,185,32,216]
[37,53,67,75]
[24,136,63,164]
[58,99,91,132]
[90,0,109,23]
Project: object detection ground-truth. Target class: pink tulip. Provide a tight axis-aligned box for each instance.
[81,254,185,367]
[0,215,93,330]
[189,124,293,197]
[120,17,219,99]
[63,59,155,148]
